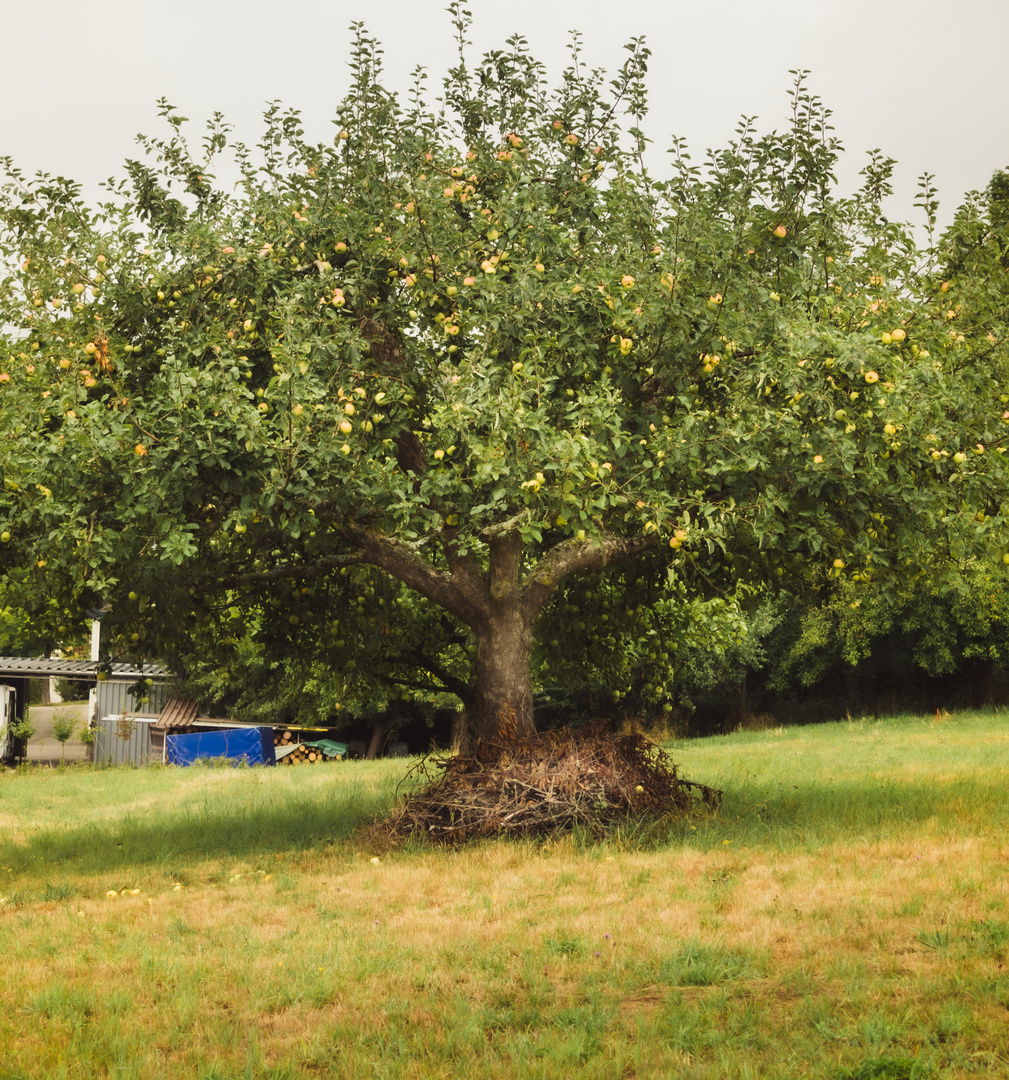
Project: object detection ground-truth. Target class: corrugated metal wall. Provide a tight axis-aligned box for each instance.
[95,679,168,720]
[93,679,169,765]
[95,717,153,765]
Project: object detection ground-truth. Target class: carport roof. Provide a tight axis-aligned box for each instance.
[0,657,170,680]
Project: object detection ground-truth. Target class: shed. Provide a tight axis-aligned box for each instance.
[0,656,171,763]
[95,692,285,766]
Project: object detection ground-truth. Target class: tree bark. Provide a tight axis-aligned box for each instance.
[365,722,389,760]
[965,657,994,709]
[458,531,535,754]
[460,604,536,755]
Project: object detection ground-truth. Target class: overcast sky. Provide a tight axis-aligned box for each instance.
[2,0,1006,227]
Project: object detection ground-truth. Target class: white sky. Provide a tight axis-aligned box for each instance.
[2,0,1006,227]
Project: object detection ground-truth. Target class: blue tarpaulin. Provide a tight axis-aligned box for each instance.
[166,727,276,767]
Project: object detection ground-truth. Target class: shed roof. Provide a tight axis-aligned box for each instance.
[0,657,170,680]
[155,696,198,730]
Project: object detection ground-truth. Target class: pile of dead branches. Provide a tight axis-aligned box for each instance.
[375,724,721,846]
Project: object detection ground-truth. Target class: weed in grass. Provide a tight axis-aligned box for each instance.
[268,966,339,1011]
[931,1000,973,1043]
[858,1013,909,1053]
[990,975,1009,1007]
[169,914,196,938]
[895,895,924,917]
[916,927,949,950]
[38,881,76,902]
[835,1056,934,1079]
[967,916,1009,956]
[26,985,94,1023]
[544,934,584,958]
[656,938,758,986]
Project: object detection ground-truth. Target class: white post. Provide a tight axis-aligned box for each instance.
[89,618,101,736]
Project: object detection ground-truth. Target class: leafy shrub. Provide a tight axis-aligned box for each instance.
[53,678,90,702]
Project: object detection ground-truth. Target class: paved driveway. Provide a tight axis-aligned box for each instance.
[25,702,90,763]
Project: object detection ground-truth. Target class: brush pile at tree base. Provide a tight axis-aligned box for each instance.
[376,724,721,846]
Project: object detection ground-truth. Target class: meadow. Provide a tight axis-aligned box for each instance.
[3,710,1009,1079]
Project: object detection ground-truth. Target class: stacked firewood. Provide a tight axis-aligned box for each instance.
[274,730,334,765]
[281,745,328,765]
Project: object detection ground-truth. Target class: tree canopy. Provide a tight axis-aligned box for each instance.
[1,12,1008,743]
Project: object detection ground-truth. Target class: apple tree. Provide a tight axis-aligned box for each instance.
[1,13,1008,748]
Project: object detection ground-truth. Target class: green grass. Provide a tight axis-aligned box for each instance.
[0,758,404,880]
[3,709,1009,1077]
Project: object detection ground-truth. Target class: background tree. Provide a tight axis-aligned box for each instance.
[1,14,1008,748]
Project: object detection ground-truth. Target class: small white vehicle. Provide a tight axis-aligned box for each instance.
[0,685,19,763]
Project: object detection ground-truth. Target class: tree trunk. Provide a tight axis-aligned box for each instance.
[965,657,994,709]
[457,530,536,754]
[319,522,658,755]
[365,723,389,760]
[460,609,536,754]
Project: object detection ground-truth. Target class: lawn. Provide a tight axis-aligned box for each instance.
[3,710,1009,1078]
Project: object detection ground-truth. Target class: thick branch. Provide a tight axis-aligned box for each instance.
[478,511,530,541]
[340,523,485,628]
[489,530,522,603]
[441,530,491,614]
[385,648,473,703]
[519,533,659,622]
